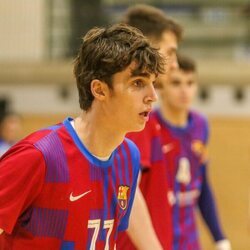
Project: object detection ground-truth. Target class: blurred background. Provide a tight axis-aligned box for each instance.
[0,0,249,249]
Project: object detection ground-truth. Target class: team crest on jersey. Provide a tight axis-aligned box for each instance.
[191,140,208,163]
[117,185,130,210]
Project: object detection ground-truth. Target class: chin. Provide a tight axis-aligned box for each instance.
[134,126,145,132]
[181,103,191,109]
[179,100,191,106]
[128,124,146,133]
[174,102,189,109]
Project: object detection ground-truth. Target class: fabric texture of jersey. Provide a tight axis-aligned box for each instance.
[153,109,209,250]
[0,118,140,250]
[117,113,172,250]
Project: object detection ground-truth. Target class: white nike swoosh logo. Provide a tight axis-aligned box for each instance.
[69,190,92,202]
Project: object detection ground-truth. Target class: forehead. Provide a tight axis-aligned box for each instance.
[170,69,196,79]
[119,61,156,80]
[157,31,178,51]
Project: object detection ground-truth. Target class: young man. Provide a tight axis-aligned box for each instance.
[0,23,165,249]
[117,5,231,250]
[151,55,231,250]
[117,5,182,250]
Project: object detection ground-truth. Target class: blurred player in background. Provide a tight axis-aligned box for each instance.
[152,54,231,250]
[117,4,231,250]
[117,4,182,250]
[0,23,165,249]
[0,112,22,157]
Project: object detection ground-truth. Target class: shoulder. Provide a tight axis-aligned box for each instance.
[123,138,140,159]
[190,110,209,142]
[190,110,209,128]
[120,138,140,173]
[23,123,64,145]
[0,122,65,167]
[151,109,168,133]
[148,110,161,132]
[0,140,46,189]
[17,122,70,157]
[1,139,44,162]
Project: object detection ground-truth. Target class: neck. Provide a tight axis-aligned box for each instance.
[160,104,189,127]
[74,110,125,158]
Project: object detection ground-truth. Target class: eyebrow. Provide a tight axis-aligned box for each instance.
[130,71,151,78]
[168,47,177,52]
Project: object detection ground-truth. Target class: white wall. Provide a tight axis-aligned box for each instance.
[0,83,79,114]
[193,85,250,117]
[0,0,46,61]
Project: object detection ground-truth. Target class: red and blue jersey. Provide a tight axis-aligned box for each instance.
[153,109,209,250]
[117,113,172,250]
[0,117,140,250]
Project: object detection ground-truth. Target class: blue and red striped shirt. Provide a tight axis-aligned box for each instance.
[153,109,209,250]
[0,118,140,250]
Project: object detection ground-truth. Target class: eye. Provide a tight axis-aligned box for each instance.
[188,80,195,86]
[133,79,145,88]
[171,80,181,86]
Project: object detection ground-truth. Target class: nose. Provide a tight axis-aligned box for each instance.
[170,55,179,70]
[180,84,191,96]
[144,84,158,104]
[171,60,179,70]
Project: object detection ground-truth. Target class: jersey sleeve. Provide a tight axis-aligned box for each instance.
[196,113,210,165]
[203,116,210,144]
[118,141,140,231]
[198,165,226,241]
[0,143,46,234]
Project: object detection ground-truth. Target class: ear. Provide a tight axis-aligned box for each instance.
[90,79,109,101]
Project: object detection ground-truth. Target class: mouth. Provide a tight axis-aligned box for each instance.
[180,97,190,104]
[140,111,149,116]
[139,110,151,120]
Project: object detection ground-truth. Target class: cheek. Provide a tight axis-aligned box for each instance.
[188,86,198,98]
[161,87,178,99]
[117,97,136,114]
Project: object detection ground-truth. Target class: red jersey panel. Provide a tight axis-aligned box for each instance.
[0,118,140,250]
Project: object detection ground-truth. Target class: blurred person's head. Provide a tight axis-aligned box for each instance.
[158,54,197,113]
[122,4,183,75]
[0,112,22,144]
